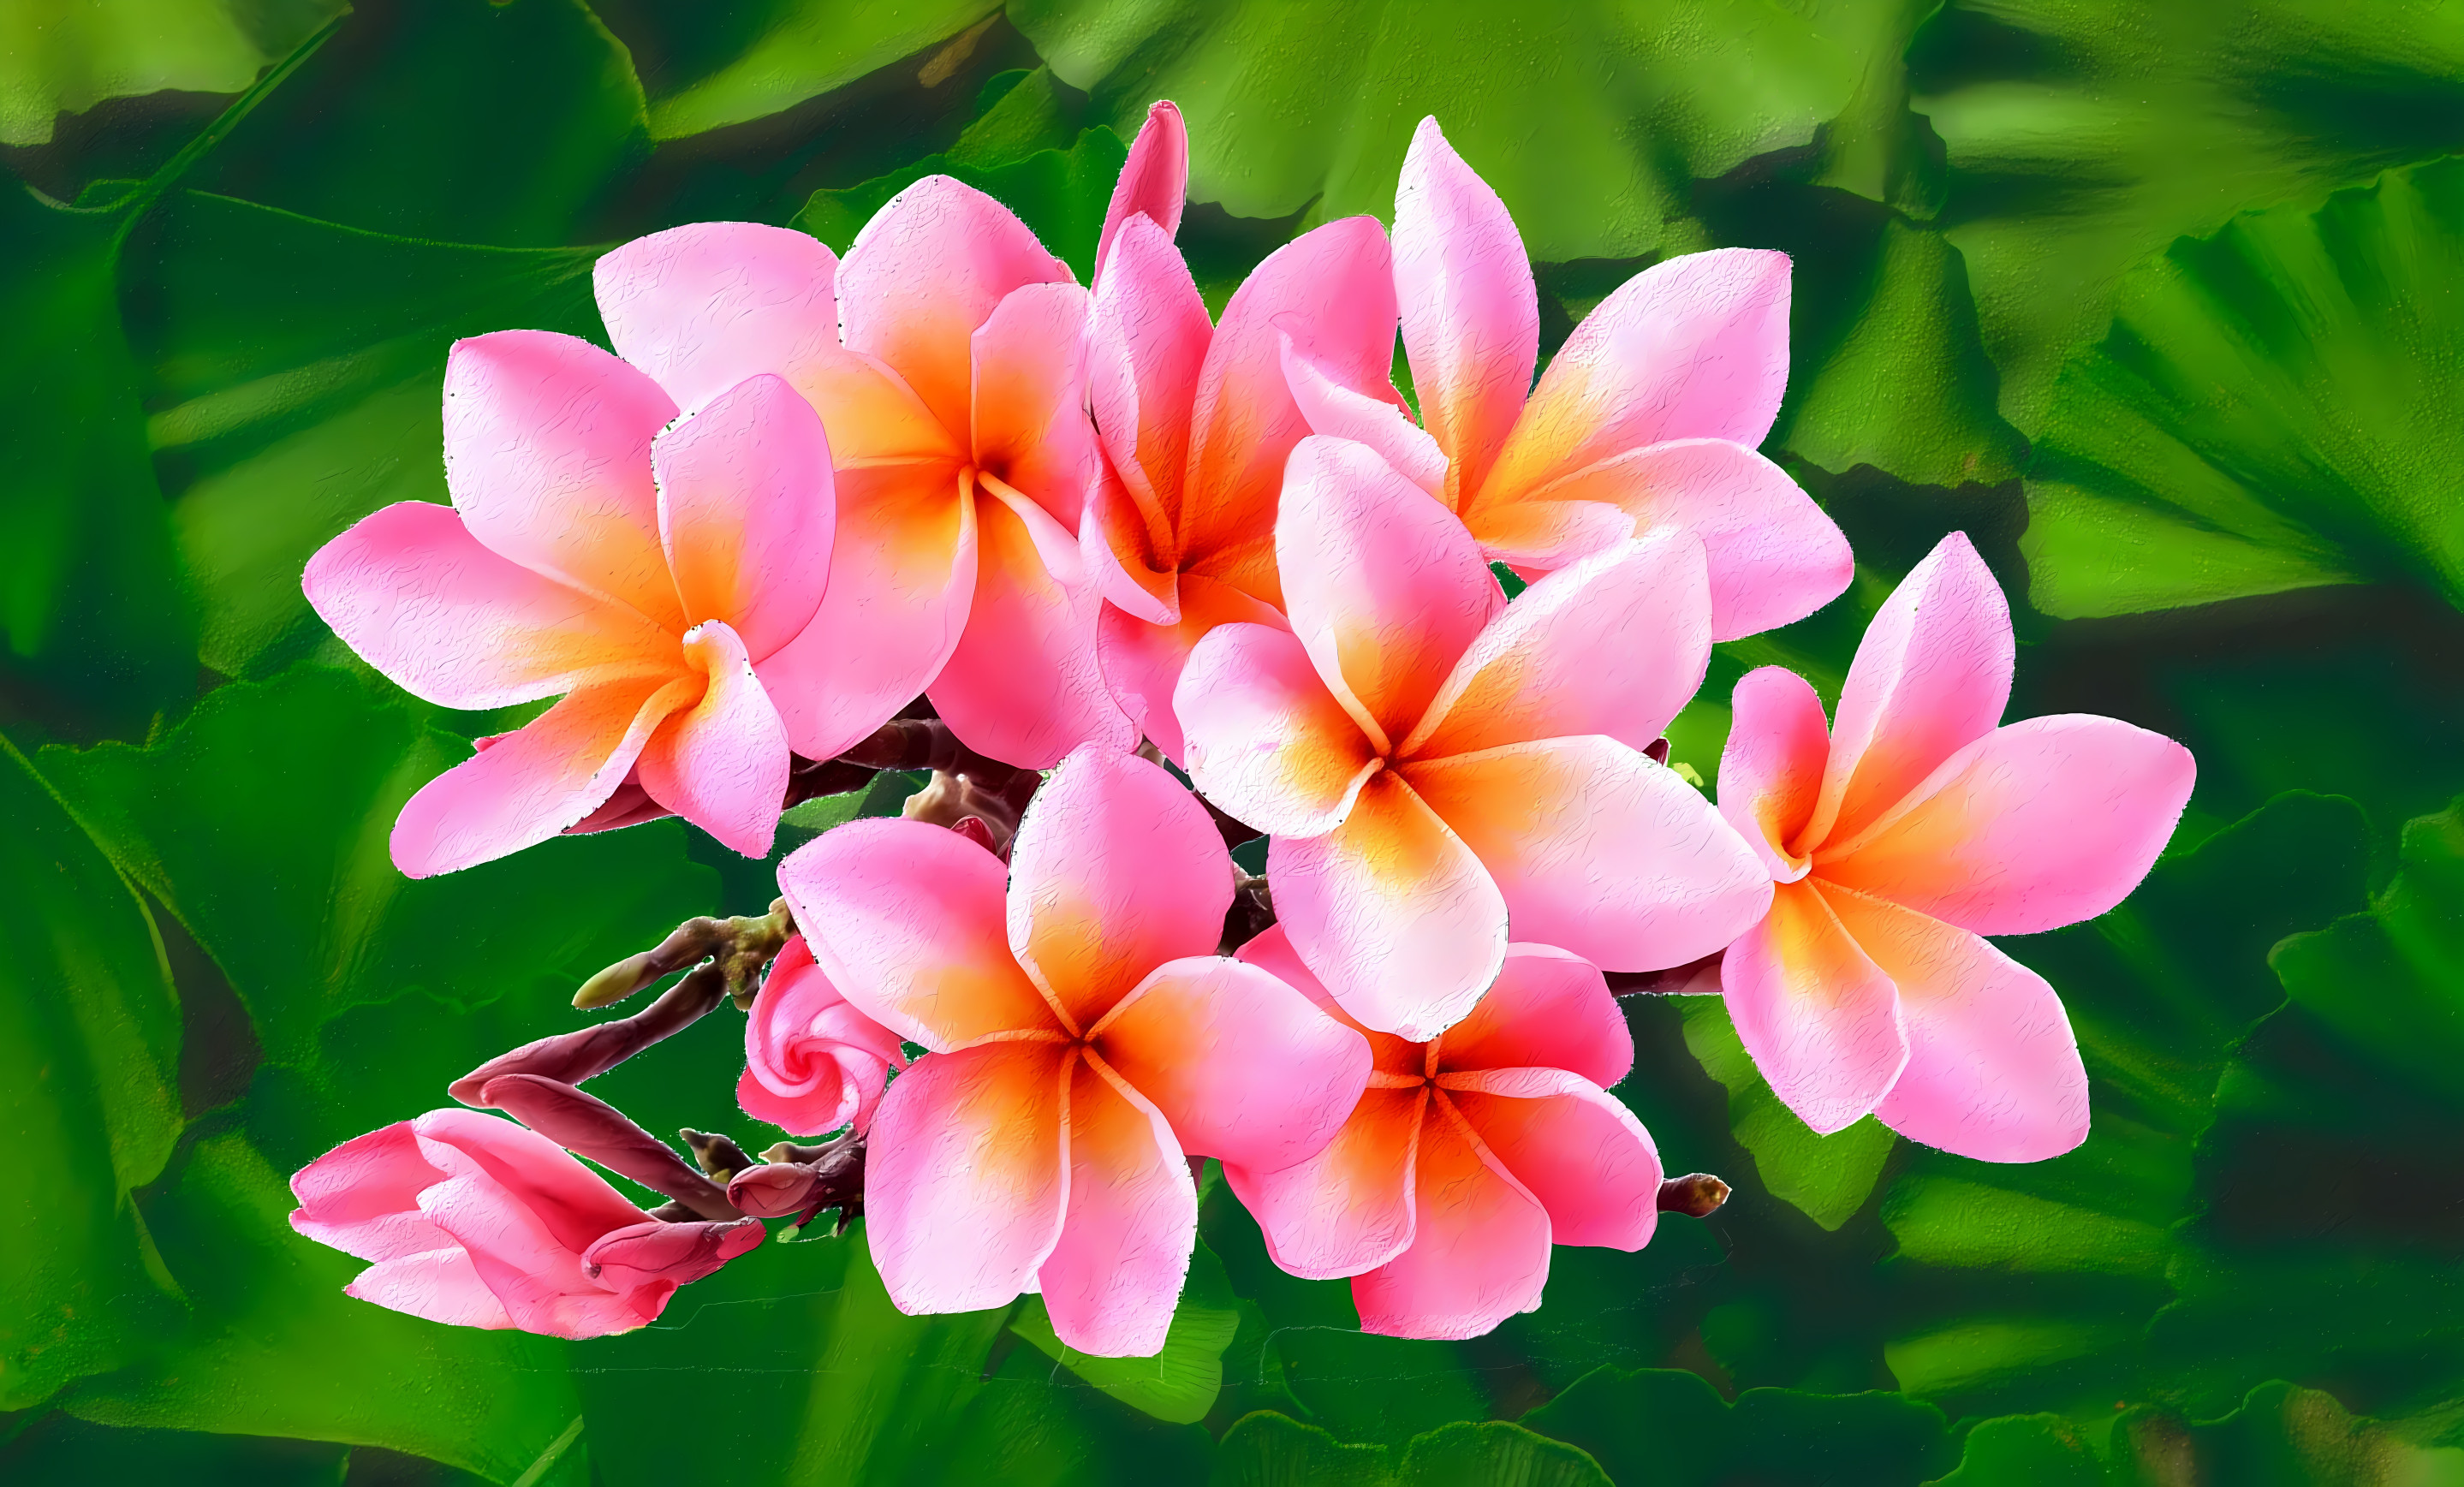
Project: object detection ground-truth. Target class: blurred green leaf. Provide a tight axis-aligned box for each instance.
[1521,1366,1954,1486]
[1210,1412,1393,1487]
[0,0,344,147]
[636,0,1000,141]
[2114,1382,2464,1486]
[1675,995,1898,1230]
[1012,1240,1242,1425]
[796,122,1128,281]
[1394,1420,1610,1486]
[1921,1413,2104,1486]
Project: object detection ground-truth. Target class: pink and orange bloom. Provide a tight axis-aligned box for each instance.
[1714,532,2195,1160]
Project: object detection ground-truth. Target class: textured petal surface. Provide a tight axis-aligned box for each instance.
[1235,924,1425,1076]
[1404,529,1711,760]
[1503,438,1852,640]
[650,373,833,657]
[390,673,690,878]
[1271,770,1507,1041]
[1098,574,1288,763]
[1008,749,1232,1032]
[972,282,1099,530]
[1718,665,1833,883]
[1827,886,2091,1163]
[1278,436,1503,750]
[289,1121,450,1264]
[779,818,1056,1050]
[1720,880,1908,1134]
[1085,460,1179,625]
[1818,715,2197,936]
[1351,1098,1551,1340]
[634,621,789,859]
[411,1107,647,1253]
[1224,1087,1423,1281]
[1283,338,1449,496]
[1393,116,1539,507]
[1088,212,1210,544]
[1037,1058,1196,1358]
[1404,736,1771,973]
[1445,1071,1661,1249]
[1461,498,1638,576]
[1482,249,1791,499]
[1096,100,1187,283]
[1096,955,1372,1174]
[306,501,675,711]
[1177,621,1378,837]
[594,221,841,413]
[860,1041,1070,1316]
[345,1247,515,1330]
[1436,946,1632,1091]
[1800,531,2013,854]
[441,330,682,628]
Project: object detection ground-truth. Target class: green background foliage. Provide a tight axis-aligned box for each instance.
[6,1,2464,1481]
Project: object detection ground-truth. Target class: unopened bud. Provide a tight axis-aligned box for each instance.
[1658,1172,1732,1217]
[949,815,1000,855]
[574,950,658,1009]
[728,1163,819,1217]
[681,1128,754,1181]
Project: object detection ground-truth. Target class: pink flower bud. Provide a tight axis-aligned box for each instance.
[584,1217,765,1292]
[726,1163,818,1218]
[737,935,907,1137]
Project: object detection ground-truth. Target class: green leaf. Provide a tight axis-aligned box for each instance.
[1210,1412,1395,1487]
[1011,1240,1243,1424]
[1920,1414,2103,1487]
[2115,1382,2464,1486]
[1675,995,1897,1230]
[1519,1366,1953,1486]
[796,123,1128,282]
[0,739,185,1412]
[2023,155,2464,621]
[640,0,1001,141]
[0,1414,361,1487]
[1395,1420,1610,1487]
[0,0,345,146]
[921,1341,1214,1487]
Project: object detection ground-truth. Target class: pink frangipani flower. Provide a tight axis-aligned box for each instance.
[1714,532,2195,1160]
[1082,106,1408,761]
[594,196,1131,770]
[289,1109,761,1339]
[307,349,840,876]
[738,933,909,1137]
[1305,116,1851,641]
[1227,925,1662,1340]
[1176,435,1771,1038]
[778,746,1372,1356]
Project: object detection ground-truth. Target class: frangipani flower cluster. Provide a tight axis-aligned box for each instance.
[289,102,2195,1354]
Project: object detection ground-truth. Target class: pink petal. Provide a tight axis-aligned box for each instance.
[865,1041,1071,1317]
[1095,100,1188,284]
[1824,886,2090,1162]
[1180,217,1397,585]
[633,620,789,859]
[1282,336,1449,496]
[650,372,834,658]
[344,1246,516,1330]
[593,221,840,413]
[1718,665,1832,883]
[1433,946,1632,1091]
[410,1108,648,1252]
[1223,1087,1423,1280]
[1483,248,1791,500]
[1177,621,1380,836]
[972,282,1100,532]
[777,818,1058,1050]
[754,459,976,762]
[1006,747,1233,1031]
[737,937,908,1136]
[1500,438,1852,640]
[415,1174,645,1339]
[441,330,683,628]
[289,1121,451,1264]
[1461,497,1637,576]
[1718,880,1908,1134]
[1277,435,1503,750]
[1393,116,1539,508]
[1351,1097,1551,1340]
[1443,1069,1661,1248]
[304,501,675,710]
[930,483,1135,769]
[1402,735,1772,974]
[1036,1057,1196,1357]
[1088,212,1211,547]
[1402,528,1711,761]
[1085,458,1180,626]
[1098,574,1288,763]
[390,673,693,878]
[1235,923,1424,1070]
[583,1217,765,1294]
[839,176,1072,435]
[1093,955,1372,1174]
[1271,770,1507,1041]
[1817,715,2196,936]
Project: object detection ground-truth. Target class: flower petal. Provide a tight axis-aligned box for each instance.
[1008,748,1232,1032]
[1283,335,1449,496]
[411,1107,650,1252]
[839,176,1071,434]
[1718,879,1907,1135]
[1099,574,1289,764]
[1351,1096,1550,1340]
[1085,460,1181,626]
[778,818,1056,1050]
[1223,1087,1423,1280]
[344,1246,515,1330]
[1177,621,1379,836]
[1718,665,1832,883]
[1443,1071,1661,1249]
[634,620,789,859]
[973,281,1099,531]
[1402,736,1772,974]
[1036,1056,1196,1357]
[390,673,692,878]
[1434,945,1631,1091]
[593,221,841,414]
[650,372,834,658]
[441,330,682,628]
[1095,955,1372,1174]
[1824,885,2090,1162]
[1497,438,1852,640]
[306,502,675,710]
[1278,435,1503,750]
[1799,531,2013,854]
[1089,211,1211,546]
[289,1121,450,1264]
[1818,715,2196,937]
[1461,498,1638,576]
[1483,248,1790,499]
[1393,116,1539,508]
[859,1041,1071,1316]
[1096,100,1188,284]
[1271,770,1507,1042]
[1403,527,1711,761]
[419,1171,652,1338]
[1234,923,1424,1075]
